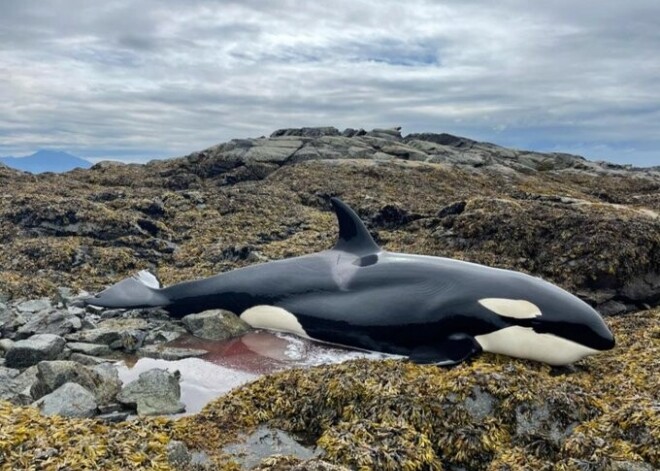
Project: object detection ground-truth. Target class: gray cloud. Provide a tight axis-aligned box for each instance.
[0,0,658,166]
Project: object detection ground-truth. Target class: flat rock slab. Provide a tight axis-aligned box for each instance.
[33,382,97,418]
[117,368,185,416]
[67,342,112,356]
[15,299,53,314]
[66,318,150,346]
[4,334,66,368]
[137,345,208,361]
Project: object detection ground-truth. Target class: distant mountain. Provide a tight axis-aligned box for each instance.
[0,150,92,173]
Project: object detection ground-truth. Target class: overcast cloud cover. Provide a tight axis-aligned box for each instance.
[1,0,658,166]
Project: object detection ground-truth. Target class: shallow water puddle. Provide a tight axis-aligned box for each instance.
[116,331,388,414]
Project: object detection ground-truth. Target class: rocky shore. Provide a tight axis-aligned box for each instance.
[1,127,658,469]
[0,292,254,420]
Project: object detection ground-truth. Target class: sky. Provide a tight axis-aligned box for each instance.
[1,0,658,167]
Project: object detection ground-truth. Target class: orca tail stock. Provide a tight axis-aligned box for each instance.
[84,270,169,309]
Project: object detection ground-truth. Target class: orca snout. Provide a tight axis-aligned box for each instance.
[592,315,615,351]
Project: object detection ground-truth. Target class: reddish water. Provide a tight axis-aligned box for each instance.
[116,331,387,414]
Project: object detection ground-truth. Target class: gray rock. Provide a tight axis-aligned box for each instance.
[515,402,577,448]
[222,425,321,469]
[110,329,147,353]
[243,138,303,163]
[33,382,97,418]
[0,366,39,405]
[463,387,495,420]
[138,344,208,360]
[599,300,628,316]
[1,309,26,338]
[70,352,114,366]
[15,298,53,314]
[4,334,66,368]
[167,440,191,468]
[30,360,121,404]
[56,346,71,360]
[0,301,9,327]
[97,411,130,423]
[270,127,340,138]
[55,287,78,307]
[65,318,149,346]
[182,309,251,340]
[608,460,654,471]
[91,362,123,403]
[16,309,82,338]
[0,365,20,380]
[67,342,112,356]
[117,368,185,416]
[144,326,185,345]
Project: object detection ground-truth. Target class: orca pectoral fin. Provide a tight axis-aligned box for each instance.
[408,335,482,366]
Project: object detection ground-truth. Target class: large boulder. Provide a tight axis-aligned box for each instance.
[32,382,97,418]
[117,368,185,416]
[4,334,66,368]
[182,309,251,340]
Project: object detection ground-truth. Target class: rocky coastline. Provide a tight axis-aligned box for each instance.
[1,127,658,469]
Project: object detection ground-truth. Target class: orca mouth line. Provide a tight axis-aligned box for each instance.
[519,318,615,351]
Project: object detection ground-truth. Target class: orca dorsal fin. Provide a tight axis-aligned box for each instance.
[330,198,380,255]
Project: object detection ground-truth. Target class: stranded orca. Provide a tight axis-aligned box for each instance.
[85,198,615,365]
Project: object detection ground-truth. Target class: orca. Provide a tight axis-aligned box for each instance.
[85,198,615,365]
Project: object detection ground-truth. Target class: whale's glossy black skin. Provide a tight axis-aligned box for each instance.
[86,198,615,365]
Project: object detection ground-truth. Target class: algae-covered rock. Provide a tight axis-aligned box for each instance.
[222,425,321,469]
